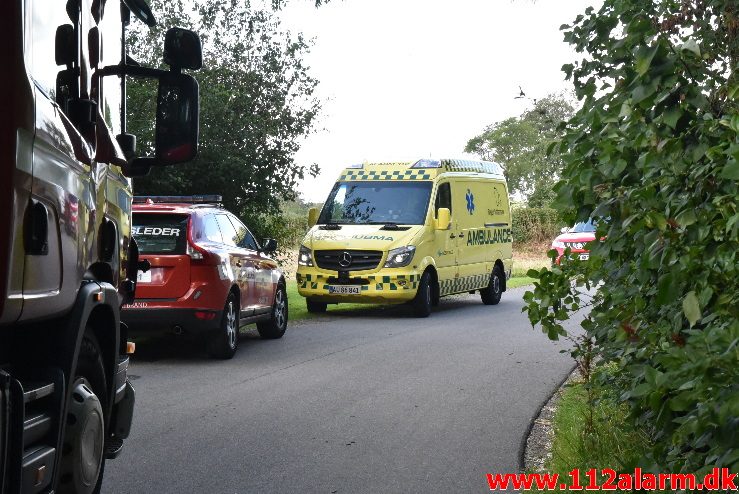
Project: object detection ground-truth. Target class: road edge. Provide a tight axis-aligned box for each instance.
[518,363,577,472]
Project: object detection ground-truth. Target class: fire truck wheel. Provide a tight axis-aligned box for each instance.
[208,293,239,359]
[58,330,107,494]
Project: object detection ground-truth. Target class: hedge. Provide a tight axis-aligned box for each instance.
[511,207,562,244]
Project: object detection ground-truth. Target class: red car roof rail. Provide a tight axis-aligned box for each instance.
[133,195,223,205]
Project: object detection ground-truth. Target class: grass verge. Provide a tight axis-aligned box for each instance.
[287,281,381,322]
[533,367,651,490]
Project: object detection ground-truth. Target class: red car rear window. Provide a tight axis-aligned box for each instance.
[132,213,189,254]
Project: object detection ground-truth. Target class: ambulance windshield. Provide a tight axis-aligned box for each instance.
[319,181,433,225]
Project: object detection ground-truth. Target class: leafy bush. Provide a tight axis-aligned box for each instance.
[524,0,738,475]
[248,200,317,256]
[512,207,563,244]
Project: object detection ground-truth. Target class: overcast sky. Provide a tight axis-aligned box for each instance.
[279,0,597,203]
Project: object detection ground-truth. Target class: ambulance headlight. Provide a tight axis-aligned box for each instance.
[298,245,314,266]
[551,240,565,249]
[384,246,416,268]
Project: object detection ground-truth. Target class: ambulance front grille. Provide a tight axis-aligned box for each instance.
[314,250,383,271]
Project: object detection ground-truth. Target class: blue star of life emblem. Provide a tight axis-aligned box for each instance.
[466,189,475,215]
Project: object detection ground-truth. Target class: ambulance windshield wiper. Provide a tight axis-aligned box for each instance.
[318,222,342,230]
[369,222,410,231]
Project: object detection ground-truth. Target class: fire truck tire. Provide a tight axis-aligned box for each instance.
[58,330,108,494]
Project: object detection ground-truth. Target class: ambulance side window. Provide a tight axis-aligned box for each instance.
[435,183,452,217]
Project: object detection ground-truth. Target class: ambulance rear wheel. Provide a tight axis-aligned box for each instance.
[412,271,432,318]
[306,299,327,313]
[481,265,503,305]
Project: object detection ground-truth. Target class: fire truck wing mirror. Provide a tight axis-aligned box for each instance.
[154,74,199,166]
[116,133,136,160]
[55,24,75,67]
[122,0,157,27]
[164,28,202,70]
[124,158,153,178]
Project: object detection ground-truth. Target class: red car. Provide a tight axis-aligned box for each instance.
[122,195,288,359]
[550,219,597,264]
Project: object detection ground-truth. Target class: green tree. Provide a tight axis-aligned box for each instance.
[465,94,574,207]
[524,0,738,474]
[127,0,320,243]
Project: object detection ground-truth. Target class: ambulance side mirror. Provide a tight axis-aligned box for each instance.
[560,227,569,234]
[435,208,451,230]
[307,207,319,228]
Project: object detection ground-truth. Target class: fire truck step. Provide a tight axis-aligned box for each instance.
[105,436,124,459]
[22,381,55,403]
[20,445,55,493]
[23,412,52,449]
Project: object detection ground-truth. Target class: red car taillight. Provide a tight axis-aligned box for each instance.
[186,217,219,266]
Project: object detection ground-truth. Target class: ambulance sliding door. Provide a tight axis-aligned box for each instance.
[452,180,509,293]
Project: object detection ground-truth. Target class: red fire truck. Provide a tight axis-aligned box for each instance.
[0,0,201,492]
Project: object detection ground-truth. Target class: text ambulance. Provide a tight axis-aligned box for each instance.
[297,159,513,317]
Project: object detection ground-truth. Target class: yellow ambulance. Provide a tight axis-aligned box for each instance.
[296,159,513,317]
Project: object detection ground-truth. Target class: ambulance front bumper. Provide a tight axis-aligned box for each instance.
[296,269,421,303]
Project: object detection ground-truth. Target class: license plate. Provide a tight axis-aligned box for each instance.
[137,270,152,283]
[579,253,590,261]
[328,285,361,295]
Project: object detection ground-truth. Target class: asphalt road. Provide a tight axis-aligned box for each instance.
[103,287,585,494]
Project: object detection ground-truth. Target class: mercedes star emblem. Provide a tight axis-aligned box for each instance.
[338,251,353,268]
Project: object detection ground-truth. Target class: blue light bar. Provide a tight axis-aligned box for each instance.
[346,163,364,169]
[411,159,441,169]
[133,195,223,204]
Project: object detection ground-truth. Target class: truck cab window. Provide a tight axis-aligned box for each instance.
[31,0,75,100]
[435,182,452,217]
[98,0,123,135]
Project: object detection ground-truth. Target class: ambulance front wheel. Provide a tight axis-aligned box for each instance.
[306,299,327,313]
[480,265,504,305]
[412,271,433,318]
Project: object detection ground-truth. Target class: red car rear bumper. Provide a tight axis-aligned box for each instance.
[122,276,230,335]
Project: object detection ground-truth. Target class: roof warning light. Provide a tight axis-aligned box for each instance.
[411,159,441,169]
